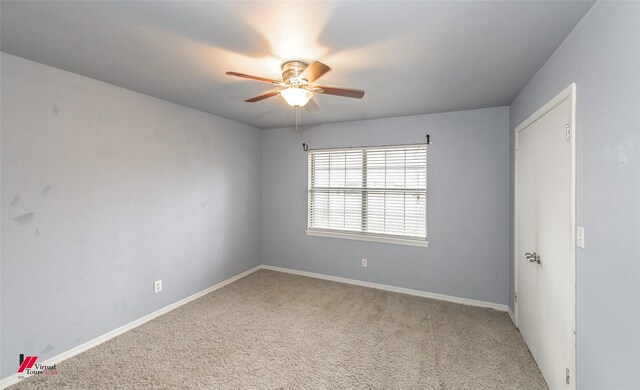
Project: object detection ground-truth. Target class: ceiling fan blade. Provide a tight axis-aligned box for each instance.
[315,86,365,99]
[245,90,281,103]
[226,71,284,85]
[299,61,331,83]
[304,98,321,113]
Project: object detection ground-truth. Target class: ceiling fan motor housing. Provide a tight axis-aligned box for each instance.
[281,61,308,86]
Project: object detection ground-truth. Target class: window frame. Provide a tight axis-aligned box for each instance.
[306,143,429,247]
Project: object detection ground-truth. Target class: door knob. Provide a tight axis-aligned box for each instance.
[525,252,541,264]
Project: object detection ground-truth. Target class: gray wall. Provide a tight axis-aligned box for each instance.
[262,107,510,305]
[509,2,640,388]
[0,53,262,379]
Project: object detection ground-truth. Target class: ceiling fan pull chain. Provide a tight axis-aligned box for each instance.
[295,107,300,130]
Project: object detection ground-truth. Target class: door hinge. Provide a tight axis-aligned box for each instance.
[566,124,571,141]
[514,292,518,302]
[566,368,570,385]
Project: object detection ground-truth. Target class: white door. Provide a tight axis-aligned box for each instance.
[516,91,575,389]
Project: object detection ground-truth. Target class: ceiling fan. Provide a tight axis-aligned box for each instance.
[225,60,365,109]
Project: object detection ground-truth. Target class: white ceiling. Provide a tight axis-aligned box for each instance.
[1,1,593,129]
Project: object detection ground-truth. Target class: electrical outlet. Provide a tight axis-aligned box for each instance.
[154,280,162,293]
[577,226,585,248]
[361,258,368,267]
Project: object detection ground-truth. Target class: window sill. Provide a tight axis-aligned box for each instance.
[306,230,429,247]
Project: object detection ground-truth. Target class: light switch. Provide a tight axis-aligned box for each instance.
[577,226,585,248]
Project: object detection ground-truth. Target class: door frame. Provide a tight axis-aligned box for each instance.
[513,83,576,383]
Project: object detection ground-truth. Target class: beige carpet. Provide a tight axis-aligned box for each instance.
[10,269,547,389]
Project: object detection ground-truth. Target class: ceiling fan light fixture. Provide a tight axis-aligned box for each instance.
[280,87,313,107]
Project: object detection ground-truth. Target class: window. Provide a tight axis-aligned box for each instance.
[307,144,427,247]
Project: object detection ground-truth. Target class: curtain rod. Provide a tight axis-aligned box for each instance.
[303,136,431,152]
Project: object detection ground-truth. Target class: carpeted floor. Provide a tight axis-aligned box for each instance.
[10,269,547,389]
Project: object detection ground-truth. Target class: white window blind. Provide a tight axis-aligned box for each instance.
[307,144,427,246]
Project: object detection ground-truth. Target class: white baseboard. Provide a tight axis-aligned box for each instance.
[0,265,262,389]
[508,308,517,326]
[260,265,509,312]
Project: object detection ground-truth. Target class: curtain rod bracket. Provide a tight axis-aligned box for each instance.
[426,134,431,145]
[303,143,309,152]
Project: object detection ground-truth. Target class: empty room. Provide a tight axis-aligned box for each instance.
[1,1,638,389]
